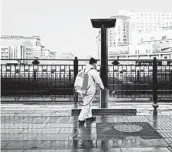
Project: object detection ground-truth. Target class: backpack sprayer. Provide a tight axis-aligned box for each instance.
[74,68,114,106]
[74,68,96,106]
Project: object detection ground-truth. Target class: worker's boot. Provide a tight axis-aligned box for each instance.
[86,116,96,122]
[78,120,85,126]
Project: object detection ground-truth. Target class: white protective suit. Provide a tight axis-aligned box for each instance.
[78,64,104,121]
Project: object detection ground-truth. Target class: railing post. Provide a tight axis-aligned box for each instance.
[137,70,140,82]
[152,57,159,114]
[34,71,37,82]
[74,57,78,103]
[32,60,39,82]
[170,70,172,82]
[69,69,71,83]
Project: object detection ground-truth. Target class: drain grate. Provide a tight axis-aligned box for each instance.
[113,124,143,132]
[97,122,163,140]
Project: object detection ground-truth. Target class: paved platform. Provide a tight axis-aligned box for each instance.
[1,102,172,152]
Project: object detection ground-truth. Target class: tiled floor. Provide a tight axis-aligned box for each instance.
[1,103,172,152]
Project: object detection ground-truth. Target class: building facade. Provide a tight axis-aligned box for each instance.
[41,49,56,59]
[96,9,172,60]
[129,29,172,59]
[108,29,172,60]
[109,15,130,47]
[58,52,74,59]
[117,9,172,44]
[0,35,44,59]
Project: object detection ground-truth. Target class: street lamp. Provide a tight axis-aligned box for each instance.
[91,18,116,108]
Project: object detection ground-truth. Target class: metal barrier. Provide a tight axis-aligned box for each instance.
[1,58,172,102]
[1,59,75,102]
[108,58,172,102]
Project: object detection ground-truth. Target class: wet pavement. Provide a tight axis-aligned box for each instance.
[1,102,172,152]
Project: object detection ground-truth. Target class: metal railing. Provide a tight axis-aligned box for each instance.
[1,58,172,102]
[1,59,75,101]
[113,59,172,102]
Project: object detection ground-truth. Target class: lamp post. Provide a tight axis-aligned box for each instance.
[91,19,116,108]
[96,30,101,59]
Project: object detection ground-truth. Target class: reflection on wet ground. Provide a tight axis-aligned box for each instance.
[1,104,172,152]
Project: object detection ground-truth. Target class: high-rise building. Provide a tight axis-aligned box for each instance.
[117,9,172,31]
[96,9,172,59]
[116,9,172,45]
[0,35,44,59]
[109,15,130,47]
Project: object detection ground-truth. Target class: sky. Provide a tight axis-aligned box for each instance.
[1,0,172,58]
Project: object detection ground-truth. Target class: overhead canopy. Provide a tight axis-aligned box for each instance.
[91,18,116,28]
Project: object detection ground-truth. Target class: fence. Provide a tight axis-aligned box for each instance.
[1,59,75,101]
[1,58,172,102]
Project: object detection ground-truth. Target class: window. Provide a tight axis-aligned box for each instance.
[162,36,166,40]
